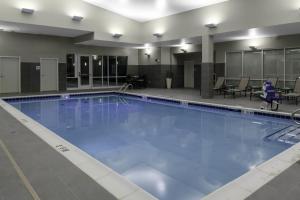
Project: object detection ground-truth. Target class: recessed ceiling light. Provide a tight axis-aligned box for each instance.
[205,23,218,29]
[72,16,83,22]
[21,8,34,15]
[112,33,123,39]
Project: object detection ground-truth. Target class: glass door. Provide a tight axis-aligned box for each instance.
[103,56,109,86]
[92,55,103,87]
[78,55,92,89]
[109,56,117,86]
[66,54,78,89]
[117,56,128,86]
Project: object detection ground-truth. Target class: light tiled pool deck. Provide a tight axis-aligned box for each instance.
[129,88,300,114]
[1,88,300,200]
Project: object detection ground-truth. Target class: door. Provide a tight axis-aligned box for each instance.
[184,60,195,88]
[78,55,92,89]
[40,58,58,92]
[0,57,20,93]
[92,55,103,87]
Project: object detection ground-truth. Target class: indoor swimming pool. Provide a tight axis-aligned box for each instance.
[6,94,294,200]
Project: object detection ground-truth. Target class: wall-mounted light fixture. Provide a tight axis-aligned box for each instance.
[205,23,218,29]
[249,46,258,51]
[72,16,83,22]
[145,48,151,57]
[180,49,187,53]
[112,33,123,39]
[153,33,163,38]
[21,8,34,15]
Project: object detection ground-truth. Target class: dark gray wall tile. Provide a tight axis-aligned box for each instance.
[201,63,214,98]
[194,64,202,89]
[215,63,225,78]
[21,62,40,93]
[59,63,67,91]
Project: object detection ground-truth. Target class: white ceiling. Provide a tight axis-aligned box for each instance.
[83,0,229,22]
[0,21,91,38]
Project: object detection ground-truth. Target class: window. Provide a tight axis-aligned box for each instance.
[263,50,284,88]
[226,52,242,79]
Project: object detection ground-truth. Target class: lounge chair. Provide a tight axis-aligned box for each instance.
[283,78,300,105]
[213,77,225,94]
[224,77,250,98]
[250,78,278,100]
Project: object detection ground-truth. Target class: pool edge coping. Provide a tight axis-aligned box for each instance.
[1,90,300,200]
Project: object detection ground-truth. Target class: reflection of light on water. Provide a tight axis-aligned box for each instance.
[125,168,166,194]
[247,149,265,170]
[252,121,263,125]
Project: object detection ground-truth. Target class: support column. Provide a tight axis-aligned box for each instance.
[201,34,214,99]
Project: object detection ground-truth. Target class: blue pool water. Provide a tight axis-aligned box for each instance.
[8,94,293,200]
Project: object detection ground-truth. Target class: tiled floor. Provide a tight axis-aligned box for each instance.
[246,161,300,200]
[1,88,300,200]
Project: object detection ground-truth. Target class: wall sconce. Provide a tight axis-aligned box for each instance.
[180,48,187,53]
[249,46,258,51]
[21,8,34,15]
[153,33,163,38]
[72,16,83,22]
[205,23,218,29]
[113,33,123,39]
[145,48,151,57]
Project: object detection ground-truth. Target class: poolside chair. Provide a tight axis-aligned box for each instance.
[213,77,225,94]
[250,78,278,100]
[224,77,250,98]
[283,78,300,105]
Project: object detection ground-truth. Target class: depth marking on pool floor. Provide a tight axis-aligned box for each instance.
[0,138,41,200]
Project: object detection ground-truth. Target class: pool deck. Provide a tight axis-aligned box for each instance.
[0,88,300,200]
[129,88,300,114]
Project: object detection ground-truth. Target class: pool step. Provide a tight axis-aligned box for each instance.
[266,125,300,145]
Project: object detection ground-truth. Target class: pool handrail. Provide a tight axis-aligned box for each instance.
[291,109,300,124]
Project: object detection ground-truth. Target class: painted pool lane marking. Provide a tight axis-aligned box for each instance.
[0,138,41,200]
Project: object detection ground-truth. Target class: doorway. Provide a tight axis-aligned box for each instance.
[40,58,58,92]
[0,56,20,93]
[78,55,92,89]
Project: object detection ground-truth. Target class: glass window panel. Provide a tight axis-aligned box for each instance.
[226,52,242,79]
[263,50,284,88]
[92,55,102,87]
[109,56,117,86]
[243,51,262,80]
[67,78,78,88]
[103,56,109,86]
[117,56,128,76]
[67,54,76,77]
[285,49,300,88]
[117,56,128,86]
[80,56,90,86]
[66,54,78,88]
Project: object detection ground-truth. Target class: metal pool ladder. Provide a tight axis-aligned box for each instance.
[292,109,300,125]
[119,83,133,93]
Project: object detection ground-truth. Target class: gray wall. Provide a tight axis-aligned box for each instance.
[0,31,139,64]
[0,31,138,93]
